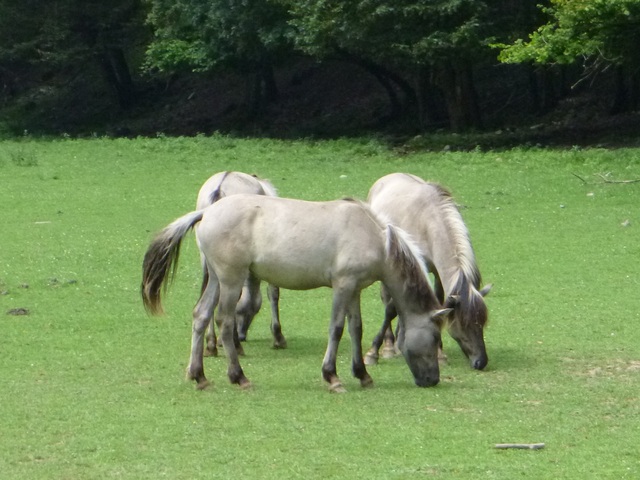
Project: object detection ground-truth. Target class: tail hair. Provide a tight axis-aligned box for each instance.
[141,210,204,315]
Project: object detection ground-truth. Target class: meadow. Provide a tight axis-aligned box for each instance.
[1,135,639,479]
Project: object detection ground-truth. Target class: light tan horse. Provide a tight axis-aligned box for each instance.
[365,173,491,370]
[196,171,285,355]
[141,195,452,392]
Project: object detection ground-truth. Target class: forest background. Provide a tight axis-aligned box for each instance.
[1,0,640,145]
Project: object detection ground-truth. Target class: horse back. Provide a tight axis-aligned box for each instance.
[197,195,386,290]
[196,171,276,210]
[368,173,479,292]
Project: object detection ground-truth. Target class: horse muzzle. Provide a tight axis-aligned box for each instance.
[414,375,439,388]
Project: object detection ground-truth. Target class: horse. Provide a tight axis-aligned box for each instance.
[364,173,491,370]
[141,194,453,392]
[195,171,285,356]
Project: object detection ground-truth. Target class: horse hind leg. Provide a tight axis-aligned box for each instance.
[267,284,287,349]
[217,281,251,389]
[200,265,219,357]
[235,275,261,343]
[188,269,219,389]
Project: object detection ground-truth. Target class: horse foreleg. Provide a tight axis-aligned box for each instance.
[267,284,287,349]
[217,283,251,389]
[432,271,448,363]
[364,285,397,365]
[322,292,349,393]
[188,271,219,389]
[346,293,373,389]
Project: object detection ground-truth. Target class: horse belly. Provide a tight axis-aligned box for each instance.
[250,259,331,290]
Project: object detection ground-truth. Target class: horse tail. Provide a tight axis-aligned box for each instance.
[208,171,231,204]
[141,210,204,315]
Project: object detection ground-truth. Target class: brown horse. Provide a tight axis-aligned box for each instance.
[365,173,491,370]
[196,171,285,355]
[141,194,452,392]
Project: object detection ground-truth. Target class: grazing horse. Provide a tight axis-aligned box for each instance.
[196,171,285,355]
[365,173,491,370]
[141,194,452,392]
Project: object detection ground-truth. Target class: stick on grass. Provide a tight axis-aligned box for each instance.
[495,443,545,450]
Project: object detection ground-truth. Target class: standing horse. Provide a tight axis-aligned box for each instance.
[365,173,491,370]
[196,171,285,355]
[141,194,452,392]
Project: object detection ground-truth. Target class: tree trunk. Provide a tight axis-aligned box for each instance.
[99,48,135,109]
[335,49,418,122]
[416,66,448,128]
[434,61,482,131]
[530,66,558,113]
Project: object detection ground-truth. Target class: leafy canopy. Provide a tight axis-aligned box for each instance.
[498,0,640,67]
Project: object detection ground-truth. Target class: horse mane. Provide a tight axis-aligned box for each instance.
[385,224,439,312]
[429,183,487,327]
[429,183,482,287]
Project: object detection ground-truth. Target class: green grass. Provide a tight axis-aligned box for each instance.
[1,136,639,479]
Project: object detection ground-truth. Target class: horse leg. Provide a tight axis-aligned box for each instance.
[267,284,287,349]
[322,289,349,393]
[217,281,251,388]
[364,285,397,365]
[346,292,373,389]
[188,269,219,389]
[432,271,448,363]
[200,263,219,357]
[235,275,261,342]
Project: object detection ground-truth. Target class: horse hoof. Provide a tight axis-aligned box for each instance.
[381,347,396,359]
[330,382,347,393]
[204,347,218,357]
[272,337,288,349]
[364,352,379,366]
[196,379,211,390]
[360,375,374,389]
[239,379,252,390]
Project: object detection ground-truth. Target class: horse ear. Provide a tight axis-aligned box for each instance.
[479,284,493,297]
[444,295,459,308]
[433,308,453,322]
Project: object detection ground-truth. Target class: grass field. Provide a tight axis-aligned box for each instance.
[1,135,639,479]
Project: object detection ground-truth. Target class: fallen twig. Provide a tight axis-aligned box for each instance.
[495,443,545,450]
[572,173,587,184]
[597,173,640,184]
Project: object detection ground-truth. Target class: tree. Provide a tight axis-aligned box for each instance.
[0,0,147,110]
[285,0,490,130]
[144,0,293,114]
[498,0,640,112]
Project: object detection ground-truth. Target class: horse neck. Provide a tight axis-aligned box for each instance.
[422,205,480,298]
[381,224,441,315]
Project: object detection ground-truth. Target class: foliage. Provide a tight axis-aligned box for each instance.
[285,0,488,67]
[498,0,640,68]
[0,0,146,70]
[1,136,640,478]
[144,0,293,74]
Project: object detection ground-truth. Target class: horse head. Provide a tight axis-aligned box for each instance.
[445,283,491,370]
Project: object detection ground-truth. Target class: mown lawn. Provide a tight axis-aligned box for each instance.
[1,136,639,479]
